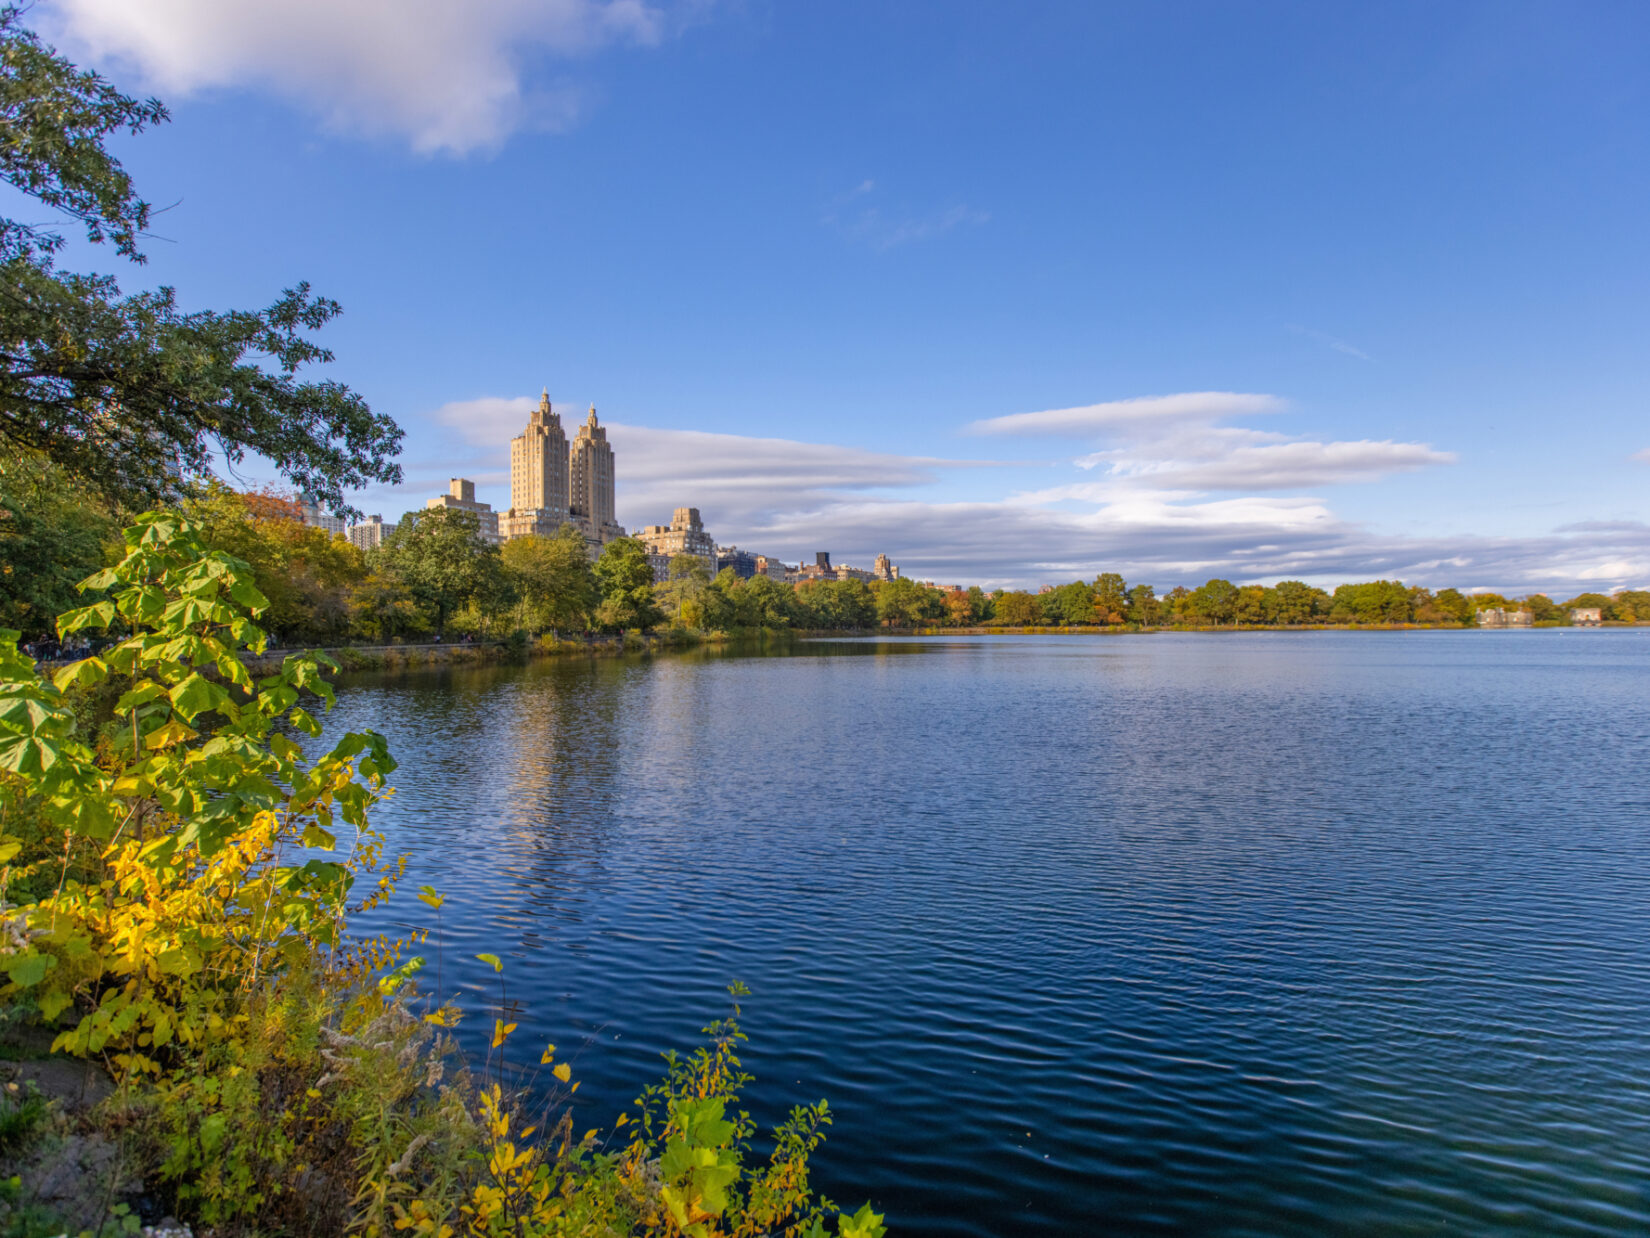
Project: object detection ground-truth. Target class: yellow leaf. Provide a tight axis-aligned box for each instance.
[552,1062,571,1084]
[492,1020,517,1048]
[539,1043,556,1064]
[614,1112,628,1128]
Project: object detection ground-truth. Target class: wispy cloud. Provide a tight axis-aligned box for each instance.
[969,392,1285,436]
[822,181,989,251]
[1287,323,1373,361]
[968,391,1451,493]
[1633,448,1650,463]
[1075,434,1454,491]
[44,0,683,155]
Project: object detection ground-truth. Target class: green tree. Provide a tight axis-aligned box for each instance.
[375,508,504,637]
[1125,583,1160,627]
[873,577,942,627]
[735,573,800,629]
[592,536,664,632]
[1562,591,1613,612]
[1233,584,1271,625]
[345,570,422,642]
[1329,580,1412,624]
[1420,587,1474,625]
[658,556,713,628]
[1092,573,1129,624]
[1271,580,1326,625]
[1524,593,1563,623]
[185,485,367,644]
[501,524,596,634]
[0,12,402,514]
[966,584,993,623]
[1612,590,1650,621]
[993,590,1042,626]
[1043,581,1095,625]
[0,454,115,637]
[1186,579,1238,625]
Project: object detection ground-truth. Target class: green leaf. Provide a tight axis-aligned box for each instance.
[476,953,502,973]
[114,682,166,713]
[52,657,108,692]
[228,578,269,612]
[168,673,228,722]
[378,956,425,995]
[4,953,52,988]
[57,600,115,634]
[144,718,198,750]
[0,734,57,775]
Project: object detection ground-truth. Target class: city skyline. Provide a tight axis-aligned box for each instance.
[31,1,1650,594]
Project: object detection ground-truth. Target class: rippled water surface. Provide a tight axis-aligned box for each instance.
[333,632,1650,1235]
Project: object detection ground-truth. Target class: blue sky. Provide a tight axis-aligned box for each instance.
[31,0,1650,591]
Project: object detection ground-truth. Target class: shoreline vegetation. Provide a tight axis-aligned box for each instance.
[10,482,1644,662]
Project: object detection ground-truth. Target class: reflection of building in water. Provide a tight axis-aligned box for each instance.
[495,661,628,919]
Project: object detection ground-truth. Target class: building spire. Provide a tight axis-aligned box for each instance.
[587,404,598,426]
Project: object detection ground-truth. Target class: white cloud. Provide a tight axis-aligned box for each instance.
[821,181,990,251]
[968,392,1286,436]
[43,0,674,154]
[1287,324,1373,361]
[1633,448,1650,463]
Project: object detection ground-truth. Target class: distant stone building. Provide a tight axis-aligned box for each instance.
[1478,607,1533,628]
[427,478,499,543]
[789,550,896,585]
[754,554,791,580]
[717,546,759,580]
[347,515,386,552]
[1570,606,1603,626]
[635,507,718,581]
[499,392,624,549]
[298,499,345,536]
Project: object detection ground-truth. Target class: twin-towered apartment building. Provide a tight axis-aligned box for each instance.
[422,392,624,548]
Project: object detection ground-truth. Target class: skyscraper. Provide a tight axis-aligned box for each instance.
[569,406,625,544]
[501,391,570,541]
[510,390,568,518]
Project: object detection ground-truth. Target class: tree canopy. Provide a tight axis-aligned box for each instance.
[0,10,402,514]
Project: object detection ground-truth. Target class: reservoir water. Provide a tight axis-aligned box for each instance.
[332,632,1650,1235]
